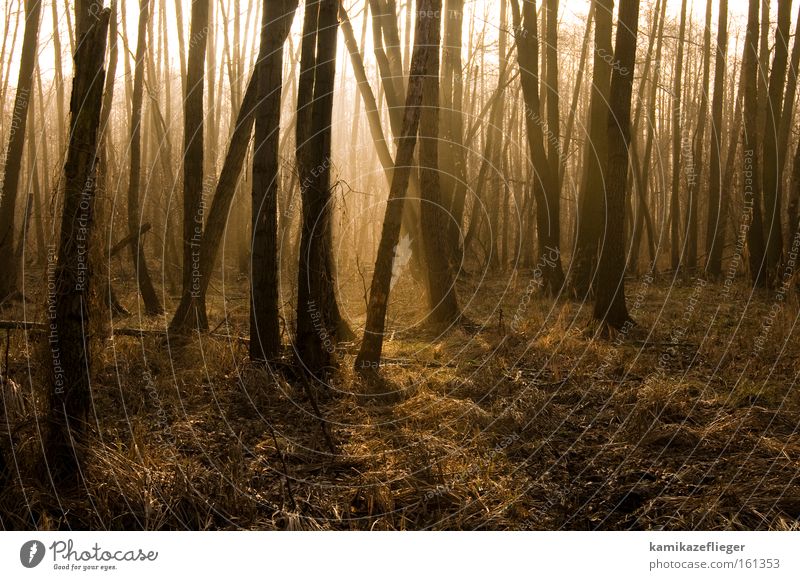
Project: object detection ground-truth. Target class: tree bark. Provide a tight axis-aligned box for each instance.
[743,0,767,288]
[127,0,163,316]
[669,0,687,272]
[593,0,640,332]
[510,0,565,296]
[0,0,41,303]
[46,1,110,488]
[761,0,791,285]
[705,0,728,277]
[419,2,460,327]
[295,0,350,376]
[356,0,439,373]
[570,0,612,299]
[171,0,210,332]
[249,0,299,361]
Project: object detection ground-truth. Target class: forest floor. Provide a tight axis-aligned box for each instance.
[1,267,800,530]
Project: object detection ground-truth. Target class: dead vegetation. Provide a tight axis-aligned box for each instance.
[1,272,799,530]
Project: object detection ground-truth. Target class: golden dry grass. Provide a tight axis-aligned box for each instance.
[1,270,799,530]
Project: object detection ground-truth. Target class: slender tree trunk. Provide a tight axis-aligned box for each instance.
[669,0,687,272]
[171,0,210,331]
[510,0,564,296]
[561,1,594,190]
[706,0,728,277]
[249,0,299,361]
[776,4,800,251]
[127,0,162,316]
[593,0,640,332]
[295,0,350,376]
[0,0,41,303]
[442,0,467,267]
[356,0,439,373]
[761,0,791,285]
[743,0,767,288]
[419,4,460,327]
[46,1,110,488]
[571,0,612,298]
[683,0,713,271]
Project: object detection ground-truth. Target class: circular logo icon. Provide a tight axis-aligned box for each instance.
[20,540,45,568]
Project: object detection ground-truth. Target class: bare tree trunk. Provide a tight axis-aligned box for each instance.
[46,1,110,489]
[510,0,564,296]
[249,0,298,361]
[669,0,687,272]
[561,1,594,190]
[0,0,41,303]
[356,0,439,374]
[706,0,728,278]
[776,4,800,249]
[593,0,640,332]
[761,0,791,285]
[743,0,767,288]
[171,0,210,331]
[684,0,713,271]
[127,0,162,316]
[295,0,350,376]
[419,4,460,327]
[442,0,467,266]
[629,0,664,273]
[571,0,612,299]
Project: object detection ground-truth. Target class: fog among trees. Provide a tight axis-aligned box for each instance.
[0,0,799,531]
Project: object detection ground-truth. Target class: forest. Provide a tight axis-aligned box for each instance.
[0,0,798,531]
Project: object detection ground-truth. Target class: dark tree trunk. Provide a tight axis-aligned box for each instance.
[777,3,800,250]
[46,1,110,488]
[171,70,259,331]
[684,0,713,271]
[571,0,612,299]
[295,0,350,376]
[593,0,640,332]
[171,0,210,332]
[743,0,767,288]
[761,0,791,285]
[0,0,41,303]
[419,3,460,327]
[127,0,162,317]
[706,0,728,278]
[510,0,565,296]
[442,0,467,269]
[669,0,687,272]
[356,0,439,373]
[250,0,299,361]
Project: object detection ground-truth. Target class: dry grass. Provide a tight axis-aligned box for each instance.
[1,270,799,530]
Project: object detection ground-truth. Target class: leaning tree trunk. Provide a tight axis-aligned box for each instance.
[249,0,299,361]
[761,0,791,286]
[46,1,110,488]
[295,0,350,376]
[171,70,258,331]
[419,1,460,327]
[706,0,728,278]
[593,0,640,332]
[171,0,210,332]
[356,0,439,374]
[743,0,767,288]
[127,0,163,316]
[571,0,612,299]
[0,0,41,303]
